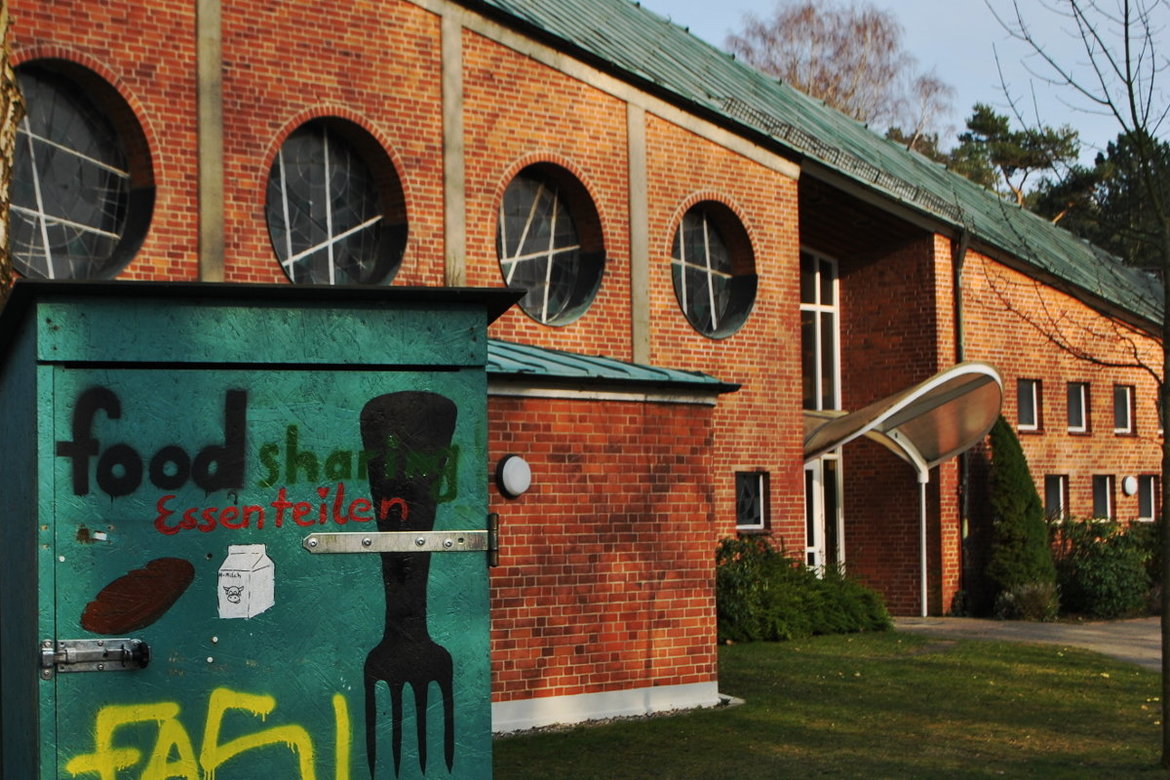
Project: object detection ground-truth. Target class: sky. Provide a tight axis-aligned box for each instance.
[637,0,1144,162]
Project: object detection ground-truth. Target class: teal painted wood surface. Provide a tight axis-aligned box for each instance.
[0,284,506,779]
[34,299,489,368]
[0,319,42,776]
[48,367,492,779]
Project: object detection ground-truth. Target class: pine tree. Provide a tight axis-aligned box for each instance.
[985,417,1058,618]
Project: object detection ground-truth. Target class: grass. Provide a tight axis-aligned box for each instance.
[494,631,1170,779]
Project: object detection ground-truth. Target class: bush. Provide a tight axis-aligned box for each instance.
[985,417,1059,619]
[1052,517,1156,618]
[715,536,891,643]
[994,581,1060,621]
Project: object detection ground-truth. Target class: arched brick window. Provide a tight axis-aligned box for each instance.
[11,62,154,279]
[671,201,756,338]
[496,163,605,325]
[266,118,406,285]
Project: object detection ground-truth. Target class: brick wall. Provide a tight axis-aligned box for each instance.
[642,113,804,546]
[12,0,200,281]
[836,236,946,614]
[221,0,446,285]
[963,250,1162,520]
[463,32,633,358]
[488,395,718,702]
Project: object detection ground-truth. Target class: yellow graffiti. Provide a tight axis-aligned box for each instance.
[65,702,197,780]
[333,693,351,780]
[67,688,353,780]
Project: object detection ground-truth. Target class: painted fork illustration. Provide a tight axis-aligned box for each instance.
[361,391,457,777]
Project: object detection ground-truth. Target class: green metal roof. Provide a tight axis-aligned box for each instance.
[467,0,1163,327]
[487,339,739,393]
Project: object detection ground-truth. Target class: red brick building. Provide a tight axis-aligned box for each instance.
[6,0,1162,732]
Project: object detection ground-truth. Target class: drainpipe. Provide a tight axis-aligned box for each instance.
[953,230,969,364]
[953,230,971,612]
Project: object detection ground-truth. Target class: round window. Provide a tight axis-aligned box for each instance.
[10,64,154,280]
[670,202,757,338]
[496,164,605,325]
[266,119,406,285]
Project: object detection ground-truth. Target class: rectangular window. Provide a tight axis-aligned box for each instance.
[1114,385,1135,434]
[1092,474,1114,519]
[1138,475,1158,522]
[1044,475,1068,520]
[1067,382,1088,433]
[799,250,839,412]
[735,471,769,531]
[1017,379,1040,431]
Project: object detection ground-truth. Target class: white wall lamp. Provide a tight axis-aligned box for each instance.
[496,454,532,499]
[1123,475,1139,496]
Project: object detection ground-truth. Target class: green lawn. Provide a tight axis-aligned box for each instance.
[494,631,1170,779]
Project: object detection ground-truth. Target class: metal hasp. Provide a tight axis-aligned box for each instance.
[304,515,500,565]
[40,638,150,679]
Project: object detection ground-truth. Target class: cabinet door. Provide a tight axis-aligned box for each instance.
[48,366,492,779]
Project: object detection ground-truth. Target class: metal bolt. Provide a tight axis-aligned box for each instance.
[443,538,454,549]
[308,538,318,548]
[415,537,426,547]
[97,664,105,671]
[362,537,372,547]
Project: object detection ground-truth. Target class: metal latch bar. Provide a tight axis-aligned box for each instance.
[40,638,150,679]
[303,530,490,554]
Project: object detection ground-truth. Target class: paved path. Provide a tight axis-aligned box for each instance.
[894,616,1162,671]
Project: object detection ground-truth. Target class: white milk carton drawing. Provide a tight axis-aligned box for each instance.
[217,544,275,619]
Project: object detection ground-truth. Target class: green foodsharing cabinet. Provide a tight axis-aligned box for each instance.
[0,281,517,780]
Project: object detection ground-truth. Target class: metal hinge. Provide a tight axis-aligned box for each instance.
[303,513,500,566]
[40,638,150,680]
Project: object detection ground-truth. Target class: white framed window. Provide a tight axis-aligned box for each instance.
[1114,385,1135,434]
[1044,474,1068,521]
[800,249,840,412]
[1017,379,1041,431]
[1066,382,1088,433]
[735,471,769,531]
[1138,475,1158,522]
[1092,474,1115,519]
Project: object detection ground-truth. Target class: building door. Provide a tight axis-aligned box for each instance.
[804,455,843,571]
[46,366,493,780]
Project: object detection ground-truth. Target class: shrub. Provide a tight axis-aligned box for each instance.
[994,581,1060,621]
[1052,517,1155,618]
[715,536,891,643]
[985,417,1059,619]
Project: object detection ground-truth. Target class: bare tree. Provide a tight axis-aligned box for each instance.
[987,0,1170,765]
[725,0,953,138]
[0,0,20,302]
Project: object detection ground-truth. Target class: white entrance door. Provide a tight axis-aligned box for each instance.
[804,455,843,571]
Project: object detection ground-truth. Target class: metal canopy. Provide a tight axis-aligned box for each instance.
[802,362,1002,618]
[803,362,1003,476]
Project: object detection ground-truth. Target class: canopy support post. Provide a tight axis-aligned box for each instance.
[919,472,928,617]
